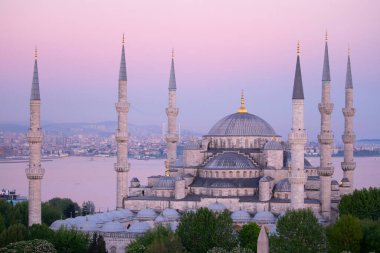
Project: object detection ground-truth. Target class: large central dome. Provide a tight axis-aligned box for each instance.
[207,112,276,136]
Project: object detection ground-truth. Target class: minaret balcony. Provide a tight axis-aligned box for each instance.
[341,161,356,171]
[317,166,334,177]
[318,133,334,144]
[342,107,355,117]
[288,132,307,144]
[318,103,334,115]
[25,167,45,179]
[166,108,179,117]
[115,132,128,142]
[114,163,130,172]
[27,131,43,143]
[115,102,130,113]
[165,133,179,143]
[342,133,355,144]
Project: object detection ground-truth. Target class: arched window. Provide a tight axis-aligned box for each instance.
[216,171,219,178]
[219,190,222,196]
[245,189,248,196]
[110,246,117,253]
[229,171,233,178]
[249,171,252,177]
[243,171,247,177]
[236,171,240,178]
[223,172,226,178]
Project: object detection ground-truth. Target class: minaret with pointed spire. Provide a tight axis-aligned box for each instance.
[341,48,356,194]
[288,42,307,210]
[317,33,334,220]
[115,35,130,209]
[165,49,179,168]
[26,48,45,226]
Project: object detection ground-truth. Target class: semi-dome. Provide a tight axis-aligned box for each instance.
[128,222,151,233]
[153,176,176,190]
[253,211,276,224]
[274,178,291,192]
[136,208,158,220]
[208,202,226,213]
[162,208,180,221]
[231,210,251,223]
[100,221,125,232]
[207,112,276,136]
[204,152,256,170]
[259,175,274,182]
[263,141,283,150]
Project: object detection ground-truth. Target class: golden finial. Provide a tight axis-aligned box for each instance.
[34,47,38,59]
[171,48,175,59]
[325,31,328,42]
[237,89,248,113]
[122,34,125,45]
[165,160,170,177]
[297,41,300,56]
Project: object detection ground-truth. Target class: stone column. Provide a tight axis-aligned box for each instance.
[115,38,130,209]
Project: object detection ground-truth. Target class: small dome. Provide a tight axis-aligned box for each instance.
[97,213,113,222]
[208,202,226,213]
[162,208,180,221]
[86,215,102,223]
[264,141,283,150]
[341,178,351,187]
[260,176,274,182]
[274,178,291,192]
[64,218,77,228]
[269,225,278,236]
[204,152,256,170]
[50,220,67,230]
[100,221,125,232]
[136,208,158,220]
[78,219,98,232]
[170,222,179,231]
[207,112,276,137]
[331,180,339,185]
[231,210,251,223]
[154,215,168,223]
[153,176,176,190]
[131,177,140,182]
[128,222,151,233]
[253,211,276,224]
[110,210,126,220]
[119,209,135,218]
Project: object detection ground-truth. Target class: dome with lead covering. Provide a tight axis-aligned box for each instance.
[162,208,180,221]
[274,178,291,192]
[128,222,151,233]
[50,220,68,230]
[207,112,276,137]
[208,202,226,213]
[136,208,158,220]
[231,210,251,223]
[253,211,276,224]
[100,221,125,232]
[77,219,98,232]
[204,152,255,170]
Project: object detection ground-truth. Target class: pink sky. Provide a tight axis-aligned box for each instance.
[0,0,379,139]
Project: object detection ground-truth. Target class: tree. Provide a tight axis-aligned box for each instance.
[46,198,81,218]
[269,209,328,253]
[127,225,184,253]
[238,222,260,250]
[327,214,362,253]
[339,187,380,220]
[207,246,254,253]
[28,224,55,241]
[0,223,29,247]
[360,219,380,253]
[176,208,237,253]
[0,239,56,253]
[82,201,95,216]
[42,203,61,226]
[88,233,107,253]
[52,227,90,253]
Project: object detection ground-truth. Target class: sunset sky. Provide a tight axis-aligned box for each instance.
[0,0,379,139]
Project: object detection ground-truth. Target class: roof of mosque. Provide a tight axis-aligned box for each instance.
[252,211,276,224]
[204,152,257,170]
[207,112,277,137]
[128,222,151,233]
[263,141,283,150]
[136,208,158,220]
[152,176,176,190]
[208,202,226,212]
[190,177,259,188]
[274,178,291,192]
[100,221,125,232]
[231,210,251,222]
[162,208,180,221]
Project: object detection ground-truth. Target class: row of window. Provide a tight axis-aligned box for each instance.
[201,170,260,178]
[192,187,256,197]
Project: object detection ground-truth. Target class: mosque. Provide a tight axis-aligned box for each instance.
[26,35,356,252]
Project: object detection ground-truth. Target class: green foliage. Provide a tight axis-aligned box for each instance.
[339,187,380,220]
[42,203,62,226]
[82,201,96,216]
[176,208,237,253]
[28,224,55,241]
[88,233,107,253]
[46,198,81,218]
[0,200,28,228]
[127,225,184,253]
[269,209,328,253]
[327,214,362,253]
[0,216,5,234]
[0,223,29,247]
[207,246,253,253]
[238,222,260,250]
[52,227,90,253]
[0,239,56,253]
[359,219,380,253]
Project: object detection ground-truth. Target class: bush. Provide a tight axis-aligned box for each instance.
[52,227,90,253]
[238,222,260,250]
[360,219,380,253]
[0,239,56,253]
[207,246,254,253]
[0,223,28,247]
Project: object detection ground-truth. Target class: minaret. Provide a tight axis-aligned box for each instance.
[341,48,356,193]
[317,33,334,220]
[26,48,45,226]
[165,49,179,167]
[115,35,130,209]
[288,42,307,210]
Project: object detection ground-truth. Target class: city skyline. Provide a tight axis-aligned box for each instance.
[0,1,379,140]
